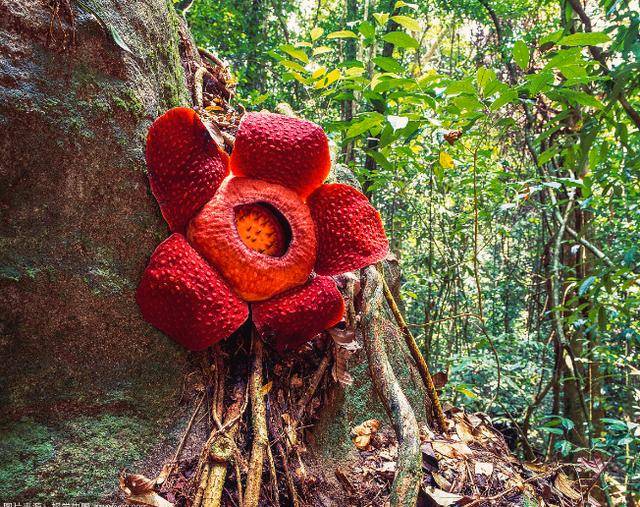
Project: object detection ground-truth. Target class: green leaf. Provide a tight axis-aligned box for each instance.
[476,66,496,93]
[279,59,307,73]
[512,40,530,70]
[537,147,558,166]
[558,64,587,79]
[382,31,419,49]
[394,0,418,9]
[539,29,564,48]
[525,71,554,94]
[326,30,358,39]
[560,417,575,430]
[344,66,365,77]
[285,71,309,85]
[439,151,454,169]
[312,46,333,56]
[310,27,324,41]
[578,276,597,296]
[346,113,384,138]
[539,427,565,435]
[546,48,583,69]
[367,150,393,170]
[390,15,421,32]
[76,0,134,55]
[601,418,628,431]
[453,95,484,113]
[372,56,403,73]
[456,386,477,398]
[323,68,341,86]
[109,26,133,54]
[490,89,518,111]
[550,89,603,109]
[279,44,308,63]
[483,78,504,97]
[311,66,327,79]
[445,78,476,95]
[373,12,390,26]
[358,20,375,39]
[559,32,610,46]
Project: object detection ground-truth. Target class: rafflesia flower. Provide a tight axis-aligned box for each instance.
[136,107,389,352]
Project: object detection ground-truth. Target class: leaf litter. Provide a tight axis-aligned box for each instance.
[336,405,602,506]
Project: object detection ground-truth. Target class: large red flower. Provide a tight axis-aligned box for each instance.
[137,107,389,351]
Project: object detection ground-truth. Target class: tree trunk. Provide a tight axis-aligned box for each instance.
[0,1,427,503]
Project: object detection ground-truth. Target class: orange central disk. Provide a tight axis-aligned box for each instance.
[235,203,287,256]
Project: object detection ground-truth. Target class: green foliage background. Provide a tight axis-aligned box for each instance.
[185,0,639,501]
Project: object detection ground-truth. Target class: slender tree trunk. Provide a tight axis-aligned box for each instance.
[341,0,358,164]
[362,0,398,198]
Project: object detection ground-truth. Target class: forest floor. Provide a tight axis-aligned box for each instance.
[118,335,602,507]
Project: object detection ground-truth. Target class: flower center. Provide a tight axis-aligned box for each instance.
[235,203,289,257]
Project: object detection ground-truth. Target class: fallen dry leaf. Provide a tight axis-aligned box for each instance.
[376,461,396,479]
[155,463,174,486]
[424,486,464,506]
[351,419,381,450]
[329,326,360,386]
[290,374,304,388]
[260,380,273,395]
[432,472,453,491]
[125,493,173,507]
[421,442,439,472]
[119,471,156,495]
[432,439,473,459]
[554,472,582,501]
[119,471,173,507]
[432,371,448,390]
[466,413,483,429]
[523,461,549,473]
[474,462,494,477]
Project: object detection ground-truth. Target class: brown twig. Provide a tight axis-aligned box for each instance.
[198,46,225,68]
[267,411,300,507]
[380,268,447,432]
[194,66,206,109]
[157,393,206,486]
[244,331,268,507]
[295,351,331,419]
[470,145,501,413]
[266,441,281,507]
[193,372,246,507]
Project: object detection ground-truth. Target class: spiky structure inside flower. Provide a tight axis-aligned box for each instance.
[137,108,389,351]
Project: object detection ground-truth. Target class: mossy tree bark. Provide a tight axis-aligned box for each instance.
[0,0,190,500]
[0,1,428,503]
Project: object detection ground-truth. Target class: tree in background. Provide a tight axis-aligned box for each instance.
[188,0,639,500]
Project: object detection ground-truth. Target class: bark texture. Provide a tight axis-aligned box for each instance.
[0,2,428,503]
[0,0,190,500]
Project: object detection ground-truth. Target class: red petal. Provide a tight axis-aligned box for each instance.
[188,177,316,302]
[229,112,331,198]
[146,107,229,232]
[252,276,344,351]
[136,234,248,350]
[308,183,389,275]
